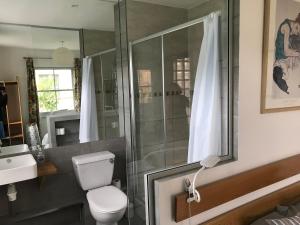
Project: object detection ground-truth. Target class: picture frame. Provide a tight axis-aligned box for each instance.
[262,0,300,113]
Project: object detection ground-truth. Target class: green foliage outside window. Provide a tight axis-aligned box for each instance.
[36,75,57,112]
[38,92,57,112]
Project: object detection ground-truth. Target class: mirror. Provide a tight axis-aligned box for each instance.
[0,0,121,149]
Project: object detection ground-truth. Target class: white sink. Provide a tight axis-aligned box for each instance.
[0,144,29,158]
[0,154,37,185]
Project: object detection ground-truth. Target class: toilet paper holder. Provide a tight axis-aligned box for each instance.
[112,179,121,189]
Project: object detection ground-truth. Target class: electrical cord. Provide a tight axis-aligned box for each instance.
[184,178,193,225]
[188,199,192,225]
[187,155,221,224]
[191,166,205,202]
[188,166,206,224]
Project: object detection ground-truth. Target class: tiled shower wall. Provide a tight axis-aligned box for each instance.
[82,29,115,56]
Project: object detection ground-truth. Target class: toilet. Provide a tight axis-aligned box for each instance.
[72,151,127,225]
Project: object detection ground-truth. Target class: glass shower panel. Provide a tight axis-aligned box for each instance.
[131,37,164,217]
[93,56,105,140]
[93,51,119,141]
[101,51,118,111]
[132,37,164,164]
[163,23,203,167]
[101,50,120,139]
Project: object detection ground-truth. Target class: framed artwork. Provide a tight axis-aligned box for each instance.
[262,0,300,113]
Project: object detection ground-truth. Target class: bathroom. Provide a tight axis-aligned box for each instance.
[0,0,238,225]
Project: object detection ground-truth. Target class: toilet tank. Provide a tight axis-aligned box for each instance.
[72,151,115,190]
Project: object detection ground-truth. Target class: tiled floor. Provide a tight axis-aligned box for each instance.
[69,218,128,225]
[127,217,146,225]
[15,218,129,225]
[2,202,130,225]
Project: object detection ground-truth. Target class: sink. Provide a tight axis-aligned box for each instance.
[0,154,37,185]
[0,144,29,158]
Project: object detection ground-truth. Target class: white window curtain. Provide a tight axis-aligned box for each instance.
[188,12,221,163]
[79,57,99,143]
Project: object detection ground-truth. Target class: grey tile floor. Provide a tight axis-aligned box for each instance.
[2,202,130,225]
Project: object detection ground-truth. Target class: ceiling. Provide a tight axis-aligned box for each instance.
[0,24,80,50]
[0,0,208,50]
[133,0,209,9]
[0,0,117,30]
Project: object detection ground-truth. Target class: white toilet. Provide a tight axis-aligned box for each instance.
[72,151,127,225]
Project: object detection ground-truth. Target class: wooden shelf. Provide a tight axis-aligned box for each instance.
[0,80,24,145]
[10,134,23,139]
[9,121,22,125]
[37,161,58,177]
[0,81,17,85]
[2,134,23,140]
[37,161,58,189]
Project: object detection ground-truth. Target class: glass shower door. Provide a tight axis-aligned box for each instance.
[129,22,205,224]
[93,50,119,141]
[130,37,164,220]
[163,25,203,167]
[101,50,119,140]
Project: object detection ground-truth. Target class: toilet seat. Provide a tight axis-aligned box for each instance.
[87,185,127,213]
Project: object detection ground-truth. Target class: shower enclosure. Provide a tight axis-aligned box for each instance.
[129,18,210,222]
[91,49,120,140]
[119,0,232,223]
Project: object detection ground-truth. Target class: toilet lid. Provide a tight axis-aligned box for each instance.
[87,186,127,213]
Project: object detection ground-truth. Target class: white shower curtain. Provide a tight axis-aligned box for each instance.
[188,12,221,163]
[79,57,99,143]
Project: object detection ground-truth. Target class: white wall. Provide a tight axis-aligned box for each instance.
[0,46,33,126]
[0,46,79,130]
[154,0,300,224]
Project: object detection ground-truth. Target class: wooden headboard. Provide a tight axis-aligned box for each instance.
[174,154,300,224]
[202,182,300,225]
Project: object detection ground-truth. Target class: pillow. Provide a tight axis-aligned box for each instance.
[250,212,284,225]
[266,215,300,225]
[291,202,300,214]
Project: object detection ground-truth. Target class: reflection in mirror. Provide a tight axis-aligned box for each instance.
[0,1,131,225]
[123,0,235,224]
[0,3,120,149]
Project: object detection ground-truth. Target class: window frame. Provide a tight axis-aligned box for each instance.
[35,67,76,113]
[137,69,153,104]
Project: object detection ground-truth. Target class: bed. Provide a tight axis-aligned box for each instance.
[203,181,300,225]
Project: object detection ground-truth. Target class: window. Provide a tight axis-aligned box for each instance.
[173,58,191,97]
[35,69,75,112]
[137,70,152,104]
[173,58,191,113]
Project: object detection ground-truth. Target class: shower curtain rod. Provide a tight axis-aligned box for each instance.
[23,48,116,60]
[131,11,221,45]
[86,48,116,58]
[23,57,52,60]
